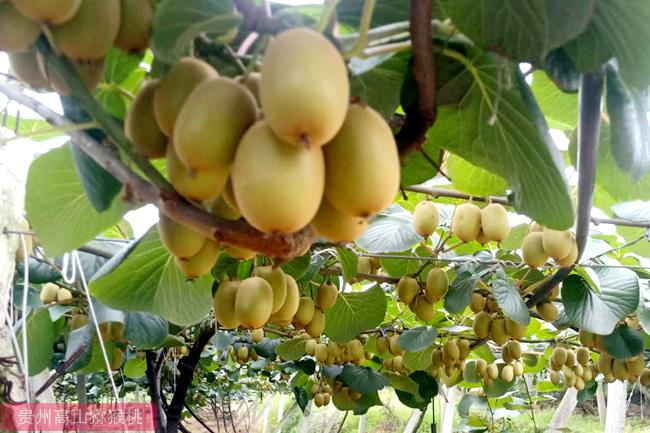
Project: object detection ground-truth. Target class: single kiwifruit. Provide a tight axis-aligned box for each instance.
[14,217,34,262]
[305,339,317,356]
[505,317,527,340]
[0,2,41,53]
[11,0,81,25]
[473,311,492,339]
[597,354,613,376]
[311,198,369,242]
[158,212,206,258]
[556,239,578,267]
[110,347,124,370]
[314,343,328,363]
[396,277,419,305]
[254,265,287,314]
[501,364,514,383]
[412,295,434,322]
[40,283,60,304]
[442,340,460,364]
[458,339,471,360]
[551,347,568,368]
[175,239,220,278]
[293,297,316,326]
[316,282,339,310]
[376,336,388,354]
[126,80,167,159]
[223,244,257,260]
[507,340,522,359]
[234,277,273,329]
[214,279,241,329]
[576,347,591,366]
[522,232,548,267]
[490,318,509,346]
[469,293,486,314]
[166,144,228,201]
[305,308,325,338]
[69,314,88,330]
[549,370,560,385]
[451,203,481,242]
[425,268,448,303]
[413,201,439,238]
[357,257,373,275]
[612,359,628,381]
[57,288,73,303]
[389,334,403,356]
[270,275,300,326]
[475,358,488,378]
[536,301,559,322]
[8,52,49,89]
[480,203,510,242]
[626,356,646,377]
[114,0,153,53]
[486,363,499,380]
[237,72,261,105]
[513,361,524,376]
[348,340,364,360]
[542,229,573,260]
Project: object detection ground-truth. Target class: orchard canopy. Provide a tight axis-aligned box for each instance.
[1,1,650,433]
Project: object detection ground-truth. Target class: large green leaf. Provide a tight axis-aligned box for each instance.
[123,358,147,379]
[349,54,409,118]
[637,281,650,335]
[561,268,640,334]
[123,312,168,349]
[531,71,578,130]
[25,145,129,256]
[603,325,644,359]
[356,205,422,253]
[324,285,387,342]
[444,267,480,314]
[90,227,214,326]
[337,247,358,282]
[491,277,530,325]
[429,50,573,229]
[447,154,508,197]
[443,0,593,62]
[398,326,438,352]
[339,364,389,394]
[403,345,434,371]
[18,308,56,376]
[275,338,306,361]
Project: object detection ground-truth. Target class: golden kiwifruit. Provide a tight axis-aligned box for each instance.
[486,298,500,313]
[314,392,325,407]
[396,277,419,304]
[125,80,167,159]
[14,217,34,262]
[522,232,548,267]
[237,345,249,362]
[473,311,492,339]
[305,308,325,338]
[234,277,273,329]
[507,340,522,359]
[425,268,448,303]
[232,121,325,233]
[213,279,241,329]
[389,334,403,356]
[311,198,369,242]
[505,317,527,340]
[598,354,613,376]
[316,282,338,310]
[175,239,220,278]
[563,349,575,367]
[11,0,81,24]
[260,28,348,147]
[431,348,443,368]
[542,229,573,260]
[237,72,261,105]
[583,367,594,382]
[0,2,40,53]
[413,295,434,322]
[154,57,218,136]
[43,57,106,95]
[174,78,257,172]
[536,301,558,322]
[323,104,400,218]
[626,356,645,377]
[490,318,509,346]
[413,201,439,237]
[376,336,388,354]
[40,283,60,304]
[469,293,487,313]
[502,344,513,364]
[556,239,578,267]
[357,257,373,275]
[314,343,328,363]
[110,347,124,370]
[166,145,228,201]
[158,212,206,258]
[501,364,514,383]
[612,359,628,381]
[57,288,73,303]
[254,265,287,314]
[392,355,404,370]
[443,340,460,364]
[573,364,584,377]
[475,358,488,377]
[270,275,300,326]
[513,361,524,376]
[210,196,241,221]
[451,204,481,243]
[8,52,48,89]
[69,314,88,330]
[575,377,585,391]
[293,297,316,326]
[458,339,471,360]
[576,347,590,366]
[348,340,364,360]
[486,363,499,380]
[481,203,510,241]
[114,0,153,52]
[476,229,490,244]
[640,369,650,387]
[550,370,560,385]
[223,244,257,260]
[50,0,120,60]
[322,393,331,406]
[551,347,568,367]
[305,339,317,356]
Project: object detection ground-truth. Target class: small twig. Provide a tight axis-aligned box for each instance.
[341,0,377,59]
[336,411,349,433]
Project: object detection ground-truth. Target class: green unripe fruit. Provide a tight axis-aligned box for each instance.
[470,293,487,314]
[490,318,509,346]
[536,301,559,323]
[389,334,403,356]
[480,203,510,241]
[473,312,492,339]
[376,336,388,354]
[158,212,206,258]
[542,229,573,260]
[166,145,227,201]
[316,282,339,310]
[8,52,48,89]
[311,198,369,242]
[214,280,241,329]
[40,283,60,304]
[412,295,434,322]
[115,0,153,53]
[254,266,287,314]
[11,0,81,25]
[126,80,167,159]
[175,240,220,278]
[501,365,514,383]
[413,201,439,237]
[293,297,316,326]
[57,288,73,303]
[0,2,41,52]
[305,308,325,338]
[425,268,448,303]
[260,28,349,147]
[451,203,481,242]
[522,232,548,267]
[576,347,591,366]
[237,345,249,363]
[270,275,300,327]
[234,277,274,329]
[396,277,419,305]
[357,257,373,275]
[458,339,471,360]
[505,317,527,340]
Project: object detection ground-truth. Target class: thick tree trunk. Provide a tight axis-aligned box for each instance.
[605,381,626,433]
[545,387,578,433]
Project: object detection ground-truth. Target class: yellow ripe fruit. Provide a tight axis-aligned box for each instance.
[486,363,499,380]
[505,317,527,340]
[486,299,500,313]
[556,239,578,267]
[237,345,249,362]
[166,145,227,201]
[507,340,522,359]
[575,377,585,391]
[174,78,257,172]
[126,80,167,159]
[260,28,348,147]
[254,266,287,314]
[502,344,513,364]
[576,347,591,366]
[237,72,261,105]
[551,347,568,367]
[305,339,317,356]
[57,288,73,303]
[458,339,471,360]
[425,268,448,303]
[210,196,241,221]
[542,229,573,261]
[11,0,80,25]
[316,282,338,310]
[314,392,325,407]
[305,308,325,338]
[536,301,559,323]
[451,203,481,242]
[348,340,364,360]
[69,314,88,330]
[480,203,510,241]
[114,0,153,53]
[413,201,439,237]
[234,277,274,329]
[270,275,300,326]
[475,358,488,377]
[223,244,257,260]
[376,336,388,354]
[314,343,328,363]
[626,356,645,377]
[522,232,548,267]
[357,257,373,275]
[0,2,41,53]
[473,311,492,339]
[110,348,124,370]
[396,277,419,304]
[579,330,595,348]
[41,57,105,95]
[565,349,577,367]
[612,359,628,381]
[550,370,560,385]
[513,361,524,376]
[640,369,650,387]
[413,295,434,323]
[490,318,509,346]
[322,393,331,406]
[389,334,403,356]
[469,293,487,314]
[50,0,120,60]
[311,198,369,243]
[175,240,220,278]
[323,104,400,218]
[9,52,49,89]
[392,355,404,370]
[154,57,218,136]
[40,283,60,304]
[232,121,325,233]
[158,212,206,259]
[293,297,316,326]
[476,229,490,244]
[501,365,514,383]
[597,354,613,376]
[442,340,460,365]
[213,280,241,329]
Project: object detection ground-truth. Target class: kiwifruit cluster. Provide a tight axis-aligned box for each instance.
[311,382,332,407]
[355,257,381,277]
[548,346,595,390]
[307,339,367,366]
[430,338,472,380]
[229,343,259,364]
[396,268,449,322]
[332,381,362,403]
[2,0,153,94]
[472,308,528,344]
[376,333,408,373]
[451,203,510,244]
[40,282,73,304]
[522,225,578,268]
[94,321,126,370]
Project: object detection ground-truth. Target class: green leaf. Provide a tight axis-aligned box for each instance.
[447,154,508,197]
[491,277,530,325]
[544,48,581,93]
[531,71,578,130]
[275,338,306,361]
[387,373,423,399]
[395,389,428,410]
[443,0,593,62]
[152,0,241,64]
[80,341,116,374]
[104,48,144,84]
[123,312,168,349]
[458,394,488,418]
[340,364,389,394]
[577,380,598,403]
[638,281,650,335]
[400,135,444,186]
[123,358,147,379]
[349,54,409,118]
[409,370,438,400]
[26,145,129,256]
[212,331,234,350]
[356,205,422,253]
[71,145,122,213]
[444,268,479,314]
[499,224,529,251]
[16,258,61,284]
[324,285,387,342]
[90,227,213,326]
[64,325,94,371]
[561,269,640,334]
[429,50,573,229]
[397,326,437,352]
[379,252,421,278]
[337,247,358,282]
[18,308,55,376]
[332,390,382,415]
[603,325,644,359]
[281,252,312,280]
[403,345,434,371]
[605,64,650,181]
